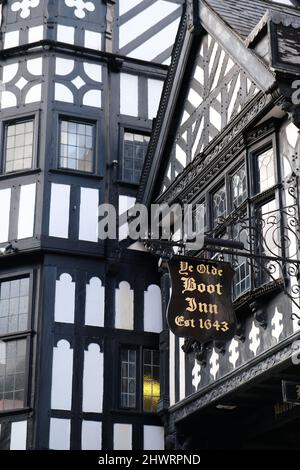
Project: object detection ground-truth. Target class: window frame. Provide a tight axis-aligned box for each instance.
[0,270,34,414]
[118,126,151,186]
[210,180,227,230]
[248,135,278,198]
[57,115,97,175]
[142,348,160,413]
[188,131,281,298]
[119,345,139,411]
[1,113,39,176]
[118,344,160,414]
[229,162,248,212]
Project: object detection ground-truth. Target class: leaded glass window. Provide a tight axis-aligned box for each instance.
[0,278,30,335]
[194,200,207,237]
[0,276,31,413]
[213,185,226,227]
[5,120,34,173]
[231,165,247,209]
[143,349,160,413]
[232,224,250,298]
[59,119,94,172]
[123,132,150,184]
[256,148,275,193]
[120,348,136,409]
[0,339,27,411]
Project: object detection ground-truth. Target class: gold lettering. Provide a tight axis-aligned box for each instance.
[179,261,193,276]
[175,315,195,328]
[181,277,197,293]
[175,315,185,327]
[186,300,218,315]
[216,283,223,295]
[207,285,215,294]
[197,264,207,274]
[198,302,208,313]
[296,385,300,400]
[179,261,188,275]
[185,297,197,312]
[185,318,195,328]
[196,283,223,295]
[210,304,218,314]
[197,283,206,293]
[196,264,223,277]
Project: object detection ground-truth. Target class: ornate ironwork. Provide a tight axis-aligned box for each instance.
[203,178,300,316]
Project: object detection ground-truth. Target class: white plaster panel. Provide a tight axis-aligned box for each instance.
[143,425,164,451]
[82,344,103,413]
[51,340,73,410]
[49,418,70,450]
[144,285,162,333]
[49,183,70,238]
[85,277,105,327]
[54,273,75,324]
[17,183,36,239]
[115,281,134,330]
[113,424,132,450]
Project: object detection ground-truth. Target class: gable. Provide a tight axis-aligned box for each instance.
[162,31,261,191]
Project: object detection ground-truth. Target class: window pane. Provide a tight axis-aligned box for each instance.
[256,148,275,193]
[5,120,34,173]
[213,185,226,227]
[122,132,150,184]
[143,349,160,413]
[0,339,27,411]
[120,348,136,409]
[256,199,280,283]
[232,222,250,298]
[59,120,94,173]
[193,200,207,238]
[231,166,247,209]
[0,278,30,335]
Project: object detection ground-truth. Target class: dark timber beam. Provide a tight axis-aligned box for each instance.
[199,0,276,92]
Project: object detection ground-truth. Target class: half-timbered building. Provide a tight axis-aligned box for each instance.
[138,0,300,450]
[1,0,300,452]
[0,0,185,450]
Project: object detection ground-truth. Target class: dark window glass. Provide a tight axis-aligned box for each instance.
[123,132,150,184]
[120,348,136,409]
[5,120,34,173]
[143,349,160,413]
[231,165,247,209]
[212,185,226,227]
[256,148,275,194]
[59,120,94,172]
[0,339,27,411]
[0,278,30,335]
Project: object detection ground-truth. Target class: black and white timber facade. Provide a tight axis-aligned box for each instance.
[0,0,184,450]
[138,0,300,450]
[1,0,300,452]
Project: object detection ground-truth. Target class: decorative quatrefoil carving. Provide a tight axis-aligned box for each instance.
[65,0,95,19]
[11,0,40,19]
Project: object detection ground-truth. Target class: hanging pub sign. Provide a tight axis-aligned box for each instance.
[167,257,237,343]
